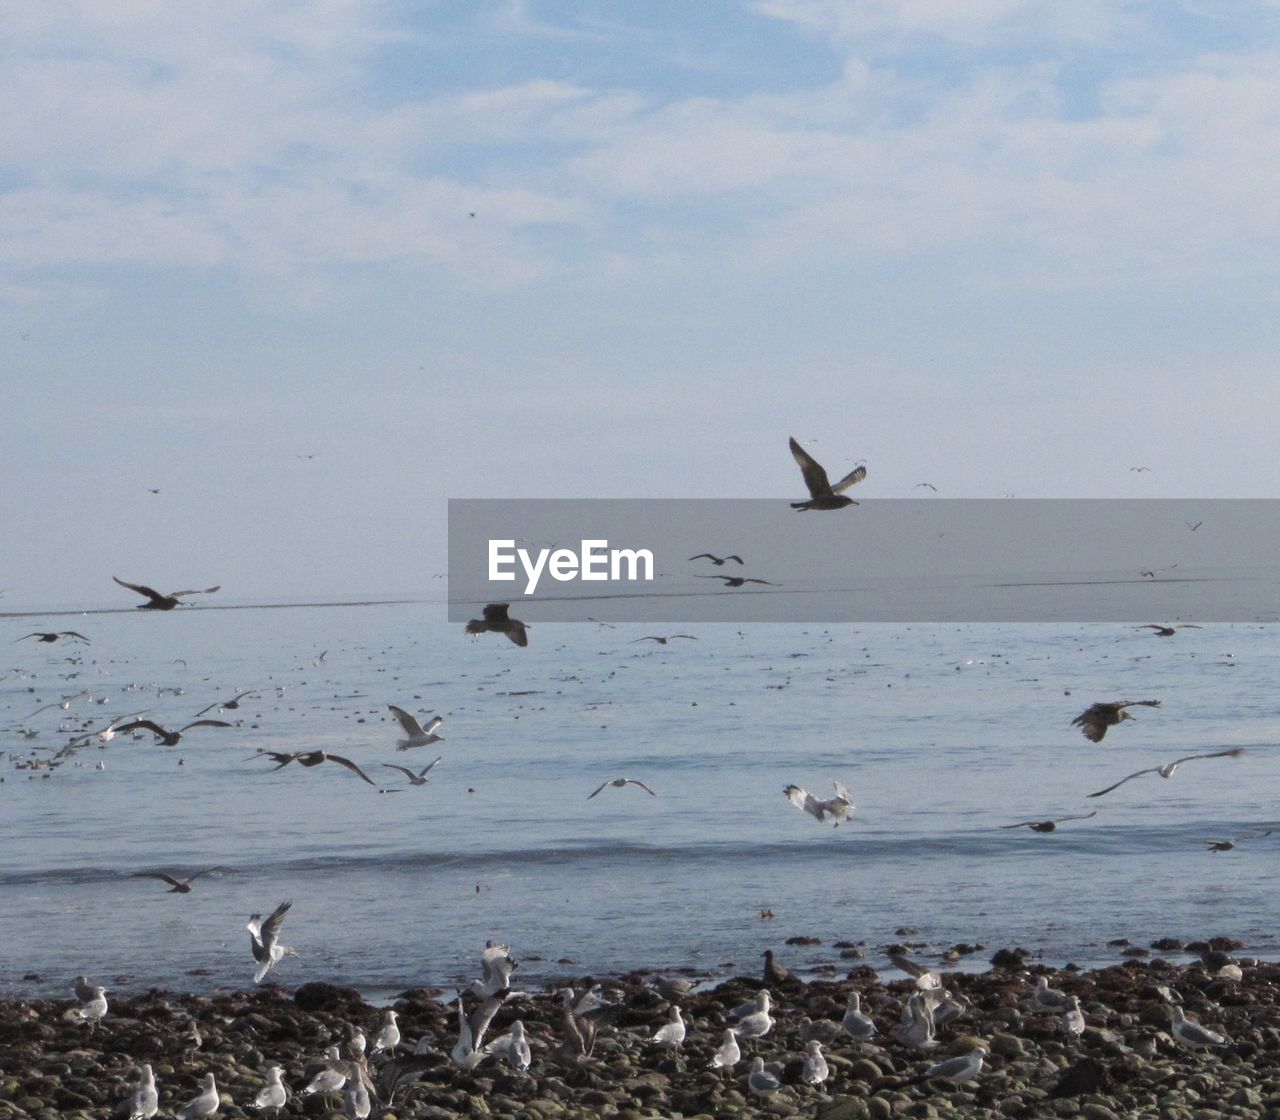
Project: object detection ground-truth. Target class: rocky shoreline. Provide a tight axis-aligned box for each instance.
[3,942,1280,1120]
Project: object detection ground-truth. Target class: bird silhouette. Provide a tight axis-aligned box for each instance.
[465,603,528,647]
[113,576,220,610]
[789,436,866,510]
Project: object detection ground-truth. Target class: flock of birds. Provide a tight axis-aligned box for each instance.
[70,935,1247,1118]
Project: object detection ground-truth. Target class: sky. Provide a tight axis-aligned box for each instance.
[5,0,1280,608]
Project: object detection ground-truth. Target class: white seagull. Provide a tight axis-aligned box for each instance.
[372,1009,401,1054]
[708,1028,741,1070]
[784,780,855,825]
[1169,1005,1228,1050]
[388,705,444,749]
[468,941,517,998]
[1088,748,1246,798]
[483,1019,532,1070]
[1029,975,1072,1012]
[126,1063,159,1120]
[76,986,108,1029]
[1062,996,1086,1036]
[650,1006,686,1048]
[842,992,877,1040]
[247,900,296,983]
[301,1046,347,1098]
[176,1073,220,1120]
[729,990,774,1043]
[381,757,442,787]
[253,1066,287,1114]
[587,777,657,799]
[918,1042,988,1084]
[747,1056,782,1095]
[801,1039,829,1085]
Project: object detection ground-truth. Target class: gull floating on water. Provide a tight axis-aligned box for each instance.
[688,553,744,566]
[1088,748,1245,798]
[784,780,855,825]
[176,1073,220,1119]
[113,576,221,611]
[132,867,225,893]
[1071,699,1161,742]
[247,900,296,983]
[789,436,866,510]
[388,705,444,749]
[587,777,657,799]
[1000,810,1097,833]
[465,603,528,647]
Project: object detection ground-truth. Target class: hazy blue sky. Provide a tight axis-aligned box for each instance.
[5,1,1280,607]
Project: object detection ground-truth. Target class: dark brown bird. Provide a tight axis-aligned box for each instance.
[688,553,744,566]
[15,631,91,644]
[115,719,232,746]
[194,690,261,718]
[630,635,698,644]
[1203,830,1272,852]
[789,436,866,510]
[133,867,225,893]
[695,575,777,588]
[249,749,375,785]
[762,949,799,987]
[465,602,528,647]
[1071,699,1160,742]
[1000,811,1097,833]
[1136,624,1202,637]
[113,576,220,610]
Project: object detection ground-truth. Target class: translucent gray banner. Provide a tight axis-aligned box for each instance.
[446,499,1280,623]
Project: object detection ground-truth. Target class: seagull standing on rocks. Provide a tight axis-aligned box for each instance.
[372,1010,401,1054]
[76,986,108,1029]
[247,900,296,983]
[1169,1005,1228,1050]
[1029,976,1072,1012]
[916,1043,989,1084]
[708,1028,741,1070]
[747,1056,783,1095]
[801,1040,829,1084]
[842,993,877,1040]
[302,1046,347,1099]
[484,1019,532,1070]
[730,991,774,1045]
[650,1006,686,1048]
[1062,996,1086,1036]
[176,1073,220,1119]
[253,1067,287,1114]
[126,1063,159,1119]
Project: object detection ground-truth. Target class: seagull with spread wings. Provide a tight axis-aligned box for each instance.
[789,436,866,510]
[630,635,698,644]
[1088,748,1245,798]
[695,575,777,587]
[381,756,442,787]
[113,576,221,610]
[688,553,744,566]
[388,705,444,748]
[1135,624,1202,637]
[588,777,657,799]
[247,900,296,983]
[1203,830,1272,852]
[999,811,1097,833]
[193,690,260,718]
[248,749,376,785]
[133,867,225,893]
[465,603,528,646]
[785,780,855,825]
[115,719,232,746]
[15,631,91,645]
[1071,699,1161,742]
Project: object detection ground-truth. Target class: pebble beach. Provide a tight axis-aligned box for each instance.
[5,938,1280,1120]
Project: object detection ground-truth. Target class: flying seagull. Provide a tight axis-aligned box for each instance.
[915,482,938,491]
[1071,699,1161,742]
[1203,829,1272,852]
[688,553,744,566]
[133,867,225,893]
[789,436,866,510]
[248,749,376,785]
[588,777,657,799]
[247,900,296,983]
[1136,624,1202,637]
[193,690,261,718]
[999,811,1097,833]
[115,719,231,746]
[630,635,698,644]
[1130,467,1151,472]
[1186,520,1203,532]
[388,705,444,748]
[695,575,777,587]
[1088,748,1245,798]
[784,780,855,825]
[113,576,221,610]
[15,631,90,645]
[381,757,442,786]
[466,603,528,647]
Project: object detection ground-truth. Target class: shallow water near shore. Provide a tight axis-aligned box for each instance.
[2,599,1277,999]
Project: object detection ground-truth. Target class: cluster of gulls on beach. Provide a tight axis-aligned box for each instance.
[3,436,1272,1115]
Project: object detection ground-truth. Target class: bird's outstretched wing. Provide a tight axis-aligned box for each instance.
[1087,767,1159,797]
[115,719,169,738]
[789,437,832,497]
[483,603,512,623]
[179,720,232,732]
[169,586,221,598]
[830,465,867,494]
[113,576,164,603]
[587,781,610,800]
[388,705,424,736]
[135,871,186,888]
[382,764,418,781]
[326,754,376,785]
[627,779,657,796]
[259,900,292,948]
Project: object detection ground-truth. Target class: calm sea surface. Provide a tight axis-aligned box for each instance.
[2,598,1276,999]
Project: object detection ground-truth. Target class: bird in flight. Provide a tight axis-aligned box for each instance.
[115,719,232,746]
[1185,520,1203,531]
[785,781,855,825]
[247,900,296,983]
[1129,467,1151,472]
[133,867,225,893]
[193,690,261,718]
[388,705,444,748]
[1135,624,1202,637]
[915,482,938,491]
[1203,830,1272,852]
[999,811,1097,833]
[1071,699,1160,742]
[381,757,442,787]
[630,635,698,645]
[588,777,657,799]
[695,575,777,588]
[688,553,744,566]
[113,577,220,610]
[15,631,90,645]
[1088,748,1245,798]
[248,749,376,785]
[466,603,528,647]
[789,436,866,510]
